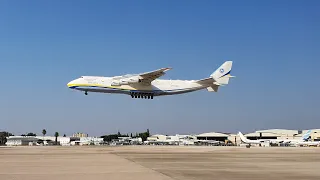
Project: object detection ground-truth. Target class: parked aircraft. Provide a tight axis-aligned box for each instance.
[238,132,263,145]
[279,130,312,144]
[239,130,313,145]
[281,130,319,146]
[294,141,320,146]
[67,61,234,99]
[195,139,222,145]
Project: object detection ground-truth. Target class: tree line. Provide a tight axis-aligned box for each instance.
[0,131,14,145]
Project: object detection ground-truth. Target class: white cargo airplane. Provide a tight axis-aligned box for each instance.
[67,61,234,99]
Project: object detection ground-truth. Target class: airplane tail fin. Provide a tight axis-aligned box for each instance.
[210,61,234,85]
[196,61,234,92]
[302,130,311,141]
[238,132,248,143]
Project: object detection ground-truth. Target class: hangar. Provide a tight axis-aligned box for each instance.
[244,132,280,140]
[196,132,229,142]
[6,137,40,146]
[256,129,299,135]
[245,129,320,142]
[255,129,298,139]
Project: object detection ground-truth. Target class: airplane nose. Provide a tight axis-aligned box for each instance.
[67,78,83,89]
[67,82,72,88]
[67,80,75,88]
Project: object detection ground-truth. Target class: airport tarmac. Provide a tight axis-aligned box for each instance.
[1,146,320,180]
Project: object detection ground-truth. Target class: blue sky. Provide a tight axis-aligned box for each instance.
[0,0,319,136]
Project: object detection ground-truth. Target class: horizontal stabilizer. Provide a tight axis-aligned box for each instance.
[207,85,219,92]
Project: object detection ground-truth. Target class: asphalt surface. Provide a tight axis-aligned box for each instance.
[1,146,320,180]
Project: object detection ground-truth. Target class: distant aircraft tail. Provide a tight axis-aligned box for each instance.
[238,132,248,143]
[196,61,234,92]
[302,130,312,141]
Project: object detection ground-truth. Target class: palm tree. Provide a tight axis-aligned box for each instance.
[146,129,150,137]
[54,132,59,145]
[42,129,47,145]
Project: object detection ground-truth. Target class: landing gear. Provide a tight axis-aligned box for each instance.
[85,91,88,95]
[130,92,154,99]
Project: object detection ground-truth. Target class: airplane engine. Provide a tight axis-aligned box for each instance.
[119,76,142,85]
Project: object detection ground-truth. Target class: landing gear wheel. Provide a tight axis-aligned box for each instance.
[85,91,88,95]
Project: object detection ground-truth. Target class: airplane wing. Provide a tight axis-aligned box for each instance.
[138,67,172,85]
[112,67,172,86]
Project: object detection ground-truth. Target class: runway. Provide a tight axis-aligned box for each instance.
[1,146,320,180]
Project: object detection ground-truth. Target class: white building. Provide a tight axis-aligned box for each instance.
[147,134,167,142]
[145,134,196,145]
[72,132,88,137]
[36,136,70,145]
[59,137,71,146]
[227,134,238,145]
[77,137,104,145]
[6,137,40,146]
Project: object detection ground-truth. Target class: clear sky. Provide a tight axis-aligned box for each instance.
[1,0,319,136]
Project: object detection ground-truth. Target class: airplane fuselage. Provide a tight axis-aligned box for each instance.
[67,76,206,98]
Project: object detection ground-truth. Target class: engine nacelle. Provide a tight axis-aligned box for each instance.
[119,76,141,85]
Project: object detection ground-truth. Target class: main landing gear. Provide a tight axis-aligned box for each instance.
[85,91,88,95]
[130,92,154,99]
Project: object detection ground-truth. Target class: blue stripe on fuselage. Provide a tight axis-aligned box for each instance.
[69,85,198,93]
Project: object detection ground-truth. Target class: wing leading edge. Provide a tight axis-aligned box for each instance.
[138,67,172,85]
